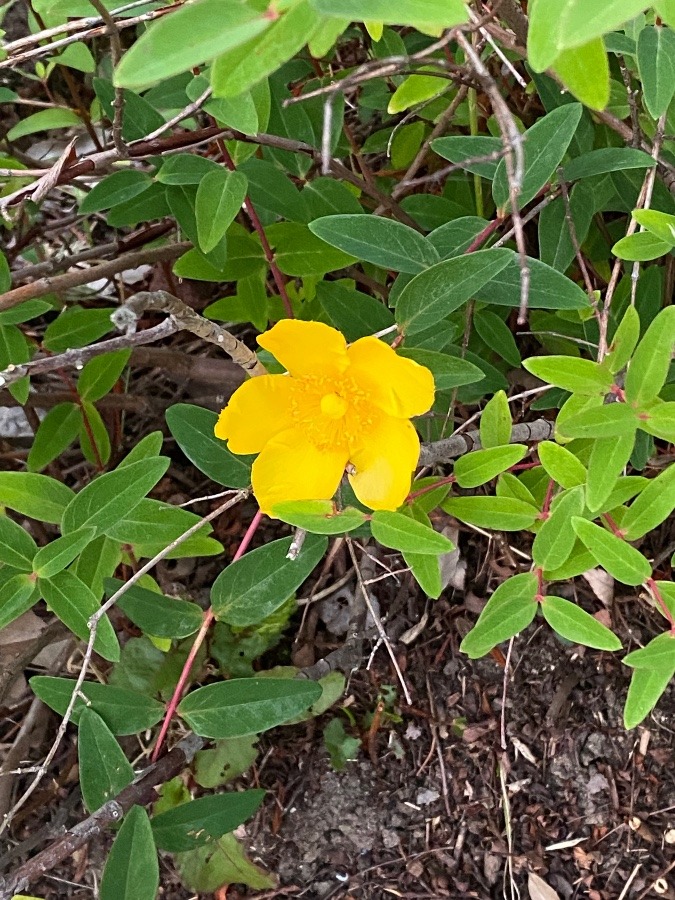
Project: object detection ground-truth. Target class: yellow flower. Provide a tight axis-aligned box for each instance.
[215,320,435,515]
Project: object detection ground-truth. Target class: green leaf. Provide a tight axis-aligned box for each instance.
[640,402,675,443]
[631,209,675,246]
[612,231,673,261]
[537,441,587,488]
[637,25,675,119]
[621,462,675,540]
[523,356,613,394]
[562,148,656,182]
[0,251,11,294]
[0,574,38,631]
[6,108,81,141]
[388,68,448,114]
[27,403,81,472]
[460,573,538,658]
[623,663,675,729]
[193,736,259,788]
[210,0,321,98]
[557,402,639,439]
[442,496,539,530]
[152,790,265,852]
[29,676,165,734]
[156,153,222,185]
[0,473,75,525]
[571,517,651,585]
[79,401,111,467]
[211,534,328,626]
[552,39,609,111]
[606,305,640,374]
[431,136,503,179]
[308,214,439,275]
[114,0,272,90]
[370,510,454,555]
[79,171,152,214]
[586,433,634,512]
[43,306,114,352]
[32,526,96,578]
[454,445,527,489]
[166,403,253,488]
[271,500,366,534]
[397,349,483,390]
[541,596,621,650]
[119,431,164,467]
[77,350,131,401]
[625,306,675,406]
[0,298,52,325]
[61,458,170,536]
[175,832,275,892]
[474,312,521,367]
[316,282,394,341]
[265,222,356,277]
[39,570,120,661]
[528,0,653,71]
[310,0,468,29]
[78,708,134,813]
[623,632,675,669]
[94,78,165,142]
[492,104,583,210]
[480,390,513,449]
[196,169,247,254]
[532,486,585,570]
[0,514,38,571]
[100,806,159,900]
[104,498,214,551]
[106,578,203,639]
[396,249,512,335]
[473,251,590,310]
[427,217,490,259]
[177,677,323,738]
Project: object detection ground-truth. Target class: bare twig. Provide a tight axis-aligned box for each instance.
[419,419,554,466]
[87,0,126,157]
[0,242,190,312]
[0,734,204,900]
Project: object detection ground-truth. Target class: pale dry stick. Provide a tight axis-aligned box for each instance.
[86,0,126,157]
[345,537,412,705]
[0,242,191,313]
[467,6,527,89]
[0,491,248,838]
[112,290,266,376]
[617,864,642,900]
[398,148,508,191]
[0,5,174,68]
[419,419,554,466]
[3,0,161,51]
[0,318,178,388]
[499,759,520,900]
[455,31,529,323]
[141,85,213,143]
[500,637,515,751]
[557,168,596,300]
[598,112,669,360]
[629,111,668,307]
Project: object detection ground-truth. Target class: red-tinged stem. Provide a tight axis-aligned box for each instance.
[406,474,456,503]
[215,139,294,320]
[645,577,675,634]
[602,512,625,538]
[464,215,503,254]
[535,566,545,602]
[151,509,264,762]
[538,479,555,521]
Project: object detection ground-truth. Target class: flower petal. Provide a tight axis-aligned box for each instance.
[215,375,295,454]
[252,427,348,516]
[258,320,349,378]
[347,337,435,418]
[348,414,420,510]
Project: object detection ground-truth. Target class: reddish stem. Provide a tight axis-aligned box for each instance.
[215,139,294,320]
[406,474,456,503]
[602,512,625,539]
[464,216,503,254]
[151,509,264,762]
[645,577,675,634]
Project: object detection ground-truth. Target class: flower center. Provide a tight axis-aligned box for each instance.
[320,392,348,419]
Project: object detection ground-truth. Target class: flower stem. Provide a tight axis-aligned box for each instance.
[150,508,264,762]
